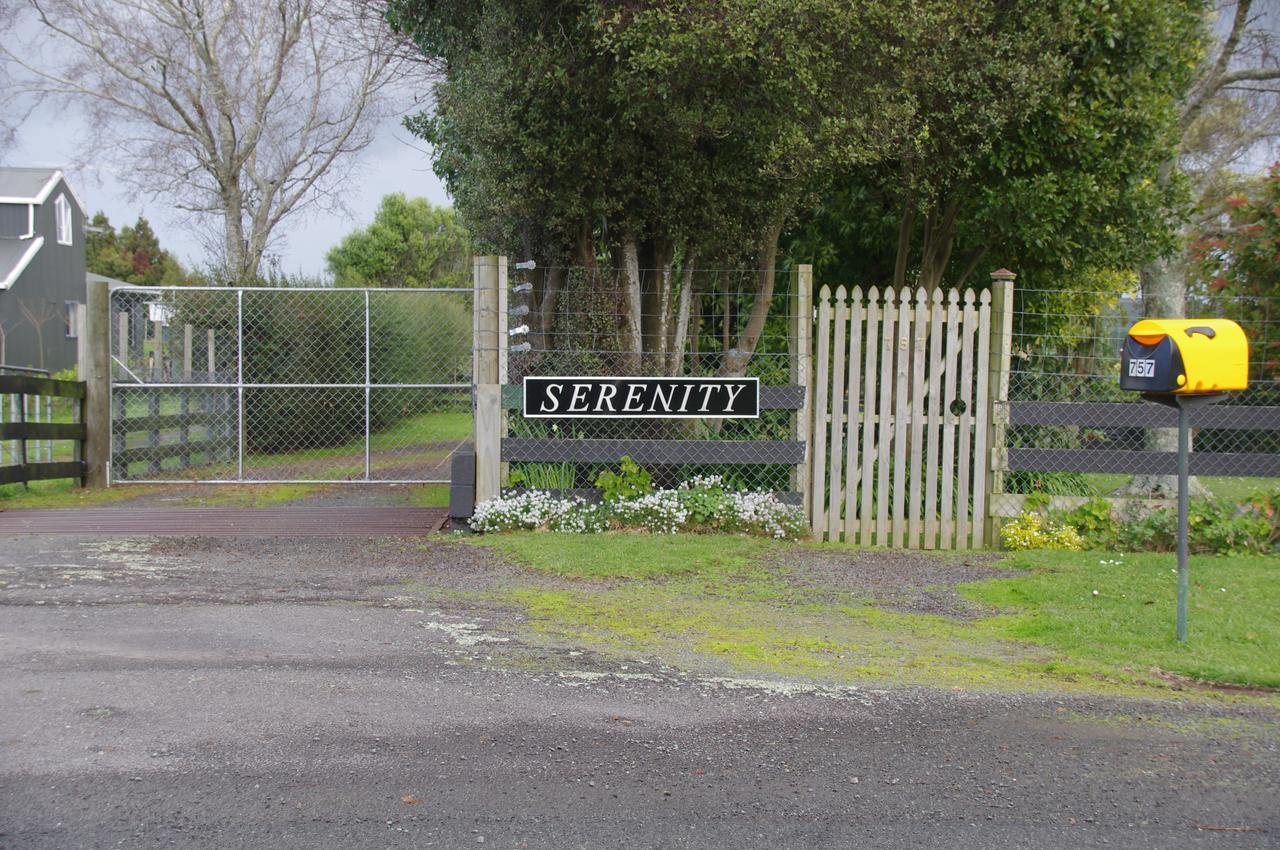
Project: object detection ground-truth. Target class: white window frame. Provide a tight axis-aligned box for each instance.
[54,193,72,245]
[65,300,81,338]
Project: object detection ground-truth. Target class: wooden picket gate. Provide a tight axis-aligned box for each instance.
[808,276,1013,549]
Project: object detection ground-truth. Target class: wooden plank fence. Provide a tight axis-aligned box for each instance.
[0,374,87,486]
[808,280,1012,549]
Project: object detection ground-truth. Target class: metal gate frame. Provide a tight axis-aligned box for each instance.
[108,285,474,485]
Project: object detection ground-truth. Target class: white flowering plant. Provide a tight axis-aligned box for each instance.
[469,472,806,540]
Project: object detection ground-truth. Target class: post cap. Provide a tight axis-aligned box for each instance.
[990,268,1016,281]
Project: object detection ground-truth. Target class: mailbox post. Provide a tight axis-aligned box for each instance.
[1120,319,1248,643]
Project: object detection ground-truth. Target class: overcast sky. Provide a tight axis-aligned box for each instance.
[3,99,451,280]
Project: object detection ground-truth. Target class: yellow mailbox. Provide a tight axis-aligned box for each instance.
[1120,318,1249,395]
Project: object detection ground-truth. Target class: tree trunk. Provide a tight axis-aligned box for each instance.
[667,254,696,376]
[620,233,644,373]
[690,292,703,374]
[222,188,250,285]
[893,203,914,290]
[720,221,783,377]
[538,266,565,350]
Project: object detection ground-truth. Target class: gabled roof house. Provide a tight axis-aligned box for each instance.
[0,167,87,373]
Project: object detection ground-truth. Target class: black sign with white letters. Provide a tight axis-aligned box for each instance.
[523,377,759,419]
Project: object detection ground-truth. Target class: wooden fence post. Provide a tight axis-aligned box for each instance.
[74,303,88,379]
[473,255,502,503]
[790,264,813,522]
[986,269,1016,544]
[84,278,111,488]
[497,258,510,488]
[117,311,129,365]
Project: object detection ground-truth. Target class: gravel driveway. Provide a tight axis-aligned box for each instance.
[1,531,1277,848]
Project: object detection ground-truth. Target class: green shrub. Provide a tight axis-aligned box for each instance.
[1057,497,1117,549]
[1000,512,1083,551]
[594,456,653,502]
[1113,503,1176,552]
[1057,498,1275,556]
[1245,488,1280,550]
[1187,499,1271,556]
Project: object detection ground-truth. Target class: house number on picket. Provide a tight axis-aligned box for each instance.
[522,377,760,419]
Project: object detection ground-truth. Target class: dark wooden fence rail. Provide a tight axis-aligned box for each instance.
[497,383,807,491]
[0,374,88,486]
[111,387,235,480]
[1006,400,1280,477]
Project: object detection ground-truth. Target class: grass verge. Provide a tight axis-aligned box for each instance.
[963,550,1280,688]
[475,533,1280,699]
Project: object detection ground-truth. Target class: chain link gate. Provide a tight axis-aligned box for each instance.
[107,286,473,484]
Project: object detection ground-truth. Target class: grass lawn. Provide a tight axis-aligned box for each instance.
[476,533,1280,699]
[965,550,1279,688]
[0,479,141,508]
[1078,474,1275,502]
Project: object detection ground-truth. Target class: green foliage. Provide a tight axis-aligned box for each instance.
[1186,500,1273,557]
[678,479,730,528]
[326,194,471,288]
[594,455,653,502]
[1059,497,1117,549]
[1193,164,1280,384]
[509,463,576,490]
[389,0,904,278]
[1114,503,1178,552]
[1022,491,1052,513]
[786,0,1203,291]
[1000,512,1084,551]
[1006,471,1098,497]
[86,212,193,285]
[1246,489,1280,550]
[1047,498,1275,556]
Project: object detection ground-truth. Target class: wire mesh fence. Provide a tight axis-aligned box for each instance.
[992,286,1280,515]
[501,264,802,495]
[107,286,473,484]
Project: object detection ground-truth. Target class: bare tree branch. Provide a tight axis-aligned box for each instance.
[1,0,418,283]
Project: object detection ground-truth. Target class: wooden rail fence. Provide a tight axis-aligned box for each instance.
[0,374,87,487]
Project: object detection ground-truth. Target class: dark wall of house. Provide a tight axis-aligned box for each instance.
[0,181,86,373]
[0,204,27,238]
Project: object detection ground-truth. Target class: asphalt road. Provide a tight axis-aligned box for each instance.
[1,532,1277,849]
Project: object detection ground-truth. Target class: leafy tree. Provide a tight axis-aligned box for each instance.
[1193,162,1280,381]
[389,0,907,373]
[326,194,471,288]
[86,211,191,285]
[786,0,1205,294]
[1143,0,1280,322]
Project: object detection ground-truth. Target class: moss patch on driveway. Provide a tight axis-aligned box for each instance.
[474,533,1280,701]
